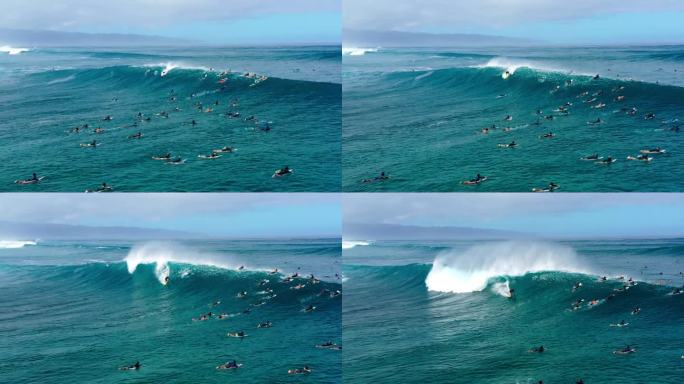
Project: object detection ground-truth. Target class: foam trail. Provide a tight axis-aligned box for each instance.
[0,240,37,249]
[124,242,239,285]
[0,45,30,55]
[425,241,590,293]
[342,240,371,250]
[343,47,379,56]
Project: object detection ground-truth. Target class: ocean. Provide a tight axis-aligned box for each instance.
[343,46,684,192]
[0,238,342,383]
[0,46,341,192]
[343,239,684,383]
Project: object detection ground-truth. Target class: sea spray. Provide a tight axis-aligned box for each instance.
[0,240,37,249]
[124,242,239,284]
[342,240,371,250]
[425,241,590,293]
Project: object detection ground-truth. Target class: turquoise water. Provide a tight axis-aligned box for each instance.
[343,46,684,191]
[343,239,684,383]
[0,46,341,191]
[0,239,342,383]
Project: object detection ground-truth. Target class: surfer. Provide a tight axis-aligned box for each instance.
[508,288,515,299]
[631,307,641,315]
[164,276,170,285]
[588,118,603,125]
[504,115,513,121]
[258,321,273,328]
[530,345,545,353]
[593,74,600,80]
[289,366,312,375]
[540,132,554,139]
[582,154,600,160]
[500,141,517,148]
[599,157,614,164]
[120,361,141,371]
[644,113,656,120]
[217,360,240,370]
[128,132,143,139]
[103,115,113,121]
[572,282,582,292]
[153,153,171,160]
[464,174,487,185]
[616,345,635,354]
[304,304,316,313]
[274,166,292,177]
[97,182,111,192]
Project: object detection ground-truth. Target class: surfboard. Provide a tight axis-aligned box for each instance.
[462,177,487,185]
[198,154,222,159]
[627,156,652,162]
[15,176,45,185]
[288,369,312,375]
[272,169,294,178]
[217,363,243,370]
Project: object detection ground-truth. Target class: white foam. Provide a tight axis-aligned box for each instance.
[491,281,512,298]
[425,241,590,294]
[342,47,378,56]
[124,242,239,285]
[142,62,210,77]
[342,240,371,250]
[0,240,37,249]
[476,57,576,76]
[47,74,76,85]
[0,45,30,55]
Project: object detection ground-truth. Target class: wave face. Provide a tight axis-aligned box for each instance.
[343,239,684,383]
[0,46,341,192]
[0,239,341,383]
[343,46,684,192]
[426,241,589,293]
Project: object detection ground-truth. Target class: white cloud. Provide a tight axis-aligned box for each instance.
[343,193,684,225]
[0,0,339,31]
[343,0,684,31]
[0,193,339,224]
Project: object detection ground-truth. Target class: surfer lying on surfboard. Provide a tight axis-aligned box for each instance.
[462,174,487,185]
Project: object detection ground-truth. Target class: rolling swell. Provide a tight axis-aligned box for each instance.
[2,261,341,307]
[26,65,340,92]
[381,65,684,98]
[347,262,678,308]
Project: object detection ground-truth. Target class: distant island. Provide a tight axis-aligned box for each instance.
[344,222,527,241]
[343,29,539,48]
[0,28,195,47]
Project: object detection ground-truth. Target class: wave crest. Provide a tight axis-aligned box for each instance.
[0,45,31,55]
[124,242,239,285]
[342,240,371,250]
[343,47,378,56]
[0,240,37,249]
[425,241,590,293]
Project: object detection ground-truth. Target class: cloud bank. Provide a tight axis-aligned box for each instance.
[344,0,684,31]
[0,0,339,31]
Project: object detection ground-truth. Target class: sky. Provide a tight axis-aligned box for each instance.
[344,193,684,239]
[0,193,341,238]
[343,0,684,44]
[0,0,340,44]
